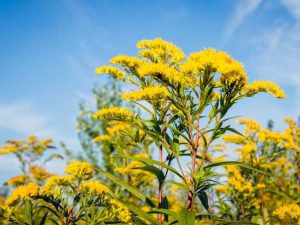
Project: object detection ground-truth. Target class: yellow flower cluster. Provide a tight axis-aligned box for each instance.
[0,136,54,155]
[65,161,94,180]
[273,204,300,222]
[95,65,126,81]
[93,135,111,142]
[41,175,73,196]
[181,48,247,86]
[106,122,130,134]
[137,38,185,63]
[257,129,285,144]
[6,174,29,186]
[93,107,135,121]
[80,180,110,196]
[109,199,132,223]
[215,185,229,193]
[222,134,245,144]
[5,183,40,206]
[29,166,53,181]
[245,80,286,98]
[0,145,24,154]
[238,141,256,160]
[227,165,253,193]
[122,86,169,101]
[237,118,261,134]
[110,55,143,69]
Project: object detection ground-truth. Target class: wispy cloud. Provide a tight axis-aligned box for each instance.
[0,101,55,137]
[224,0,262,37]
[245,0,300,115]
[281,0,300,19]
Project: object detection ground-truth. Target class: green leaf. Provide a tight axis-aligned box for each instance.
[149,208,180,221]
[113,154,184,180]
[198,191,209,211]
[38,212,48,225]
[134,165,165,184]
[178,209,196,225]
[119,201,161,225]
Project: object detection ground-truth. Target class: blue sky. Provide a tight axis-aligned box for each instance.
[0,0,300,181]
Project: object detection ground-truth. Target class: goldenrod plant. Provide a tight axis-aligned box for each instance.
[216,118,300,224]
[0,38,291,225]
[0,136,62,187]
[1,161,133,225]
[92,38,285,224]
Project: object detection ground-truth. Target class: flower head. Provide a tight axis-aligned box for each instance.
[93,107,135,121]
[65,161,94,180]
[5,183,40,206]
[245,80,286,98]
[122,86,169,101]
[95,65,126,81]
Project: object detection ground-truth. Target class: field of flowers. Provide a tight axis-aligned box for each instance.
[0,38,299,225]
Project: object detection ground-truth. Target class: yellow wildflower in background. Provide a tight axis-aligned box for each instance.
[65,161,94,180]
[5,183,40,206]
[106,122,130,134]
[93,135,111,142]
[238,118,261,134]
[95,65,126,81]
[29,166,53,181]
[245,80,286,98]
[223,134,245,144]
[0,145,21,154]
[93,107,135,121]
[6,174,29,186]
[109,199,132,223]
[273,204,300,221]
[122,86,169,101]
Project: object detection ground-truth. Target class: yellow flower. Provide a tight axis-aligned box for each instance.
[137,62,192,87]
[80,180,110,196]
[238,118,261,134]
[223,134,245,144]
[137,38,185,63]
[93,135,111,142]
[0,145,21,154]
[5,183,40,206]
[245,80,286,98]
[106,122,130,134]
[6,174,29,186]
[110,199,132,223]
[41,175,72,196]
[29,166,53,181]
[65,161,94,180]
[110,55,144,69]
[215,185,229,193]
[122,86,169,101]
[273,204,300,220]
[182,48,247,87]
[95,65,126,81]
[93,107,135,121]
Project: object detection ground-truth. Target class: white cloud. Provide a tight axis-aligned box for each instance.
[0,101,55,137]
[225,0,263,37]
[244,1,300,114]
[281,0,300,19]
